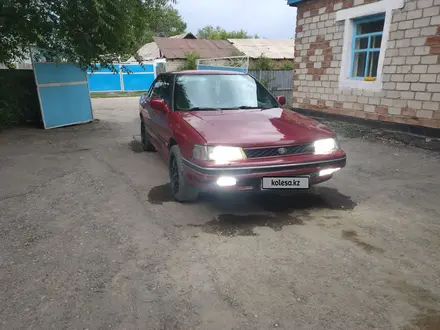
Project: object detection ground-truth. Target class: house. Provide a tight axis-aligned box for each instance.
[228,38,295,69]
[152,37,242,71]
[288,0,440,130]
[127,32,197,62]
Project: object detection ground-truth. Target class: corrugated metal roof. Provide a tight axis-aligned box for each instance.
[227,39,295,59]
[128,42,160,62]
[169,32,196,39]
[128,33,198,62]
[153,37,240,59]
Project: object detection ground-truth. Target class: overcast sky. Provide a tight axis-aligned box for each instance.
[175,0,297,39]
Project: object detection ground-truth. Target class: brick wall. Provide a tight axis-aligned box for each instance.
[292,0,440,128]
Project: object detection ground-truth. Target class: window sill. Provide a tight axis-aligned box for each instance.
[339,78,382,90]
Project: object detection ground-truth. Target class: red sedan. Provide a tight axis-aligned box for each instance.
[139,70,346,202]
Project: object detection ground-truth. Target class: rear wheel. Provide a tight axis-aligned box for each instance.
[169,145,199,202]
[141,120,156,152]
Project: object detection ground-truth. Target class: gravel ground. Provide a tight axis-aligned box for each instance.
[0,97,439,330]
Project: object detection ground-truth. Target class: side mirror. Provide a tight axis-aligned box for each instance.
[276,95,286,106]
[150,98,170,113]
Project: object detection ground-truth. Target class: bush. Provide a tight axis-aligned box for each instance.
[179,52,200,70]
[280,61,294,70]
[250,54,273,70]
[0,70,41,130]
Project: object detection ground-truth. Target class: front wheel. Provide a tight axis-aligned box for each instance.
[169,145,199,202]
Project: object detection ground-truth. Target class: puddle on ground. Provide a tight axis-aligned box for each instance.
[147,183,356,236]
[254,187,356,213]
[189,213,305,237]
[148,183,173,205]
[129,139,143,153]
[190,187,356,237]
[341,230,384,253]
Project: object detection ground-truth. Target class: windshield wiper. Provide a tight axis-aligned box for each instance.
[221,106,277,110]
[219,106,259,110]
[187,107,219,111]
[236,106,259,109]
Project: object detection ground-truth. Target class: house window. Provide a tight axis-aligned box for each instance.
[351,14,385,80]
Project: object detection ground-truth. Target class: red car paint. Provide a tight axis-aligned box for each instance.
[140,70,346,193]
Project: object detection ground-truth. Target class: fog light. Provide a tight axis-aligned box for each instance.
[319,168,341,176]
[216,176,237,187]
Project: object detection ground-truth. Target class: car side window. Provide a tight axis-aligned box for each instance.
[160,75,172,106]
[149,77,164,99]
[257,81,275,107]
[149,75,172,106]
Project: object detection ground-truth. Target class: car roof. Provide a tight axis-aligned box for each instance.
[167,70,246,75]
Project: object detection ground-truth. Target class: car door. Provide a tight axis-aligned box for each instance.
[153,75,173,154]
[141,75,165,149]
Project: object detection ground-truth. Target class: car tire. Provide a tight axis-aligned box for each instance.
[141,120,156,152]
[168,145,199,203]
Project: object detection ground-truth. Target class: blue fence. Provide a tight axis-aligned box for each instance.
[87,62,157,92]
[197,65,247,73]
[196,57,249,73]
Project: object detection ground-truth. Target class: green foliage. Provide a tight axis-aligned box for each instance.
[133,5,187,56]
[197,26,259,40]
[0,0,177,70]
[250,54,274,70]
[153,6,187,37]
[280,61,294,70]
[0,70,41,130]
[179,52,200,70]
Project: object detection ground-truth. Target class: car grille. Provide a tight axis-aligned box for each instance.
[243,144,314,158]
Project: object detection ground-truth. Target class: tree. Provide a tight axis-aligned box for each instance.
[153,6,187,37]
[129,5,186,60]
[0,0,177,69]
[197,26,258,40]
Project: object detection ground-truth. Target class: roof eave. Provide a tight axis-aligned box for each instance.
[287,0,309,7]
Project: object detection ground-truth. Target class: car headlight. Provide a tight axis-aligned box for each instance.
[314,138,339,155]
[192,145,247,164]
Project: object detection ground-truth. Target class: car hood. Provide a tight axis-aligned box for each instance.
[177,107,335,147]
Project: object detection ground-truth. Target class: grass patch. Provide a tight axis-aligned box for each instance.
[90,91,146,98]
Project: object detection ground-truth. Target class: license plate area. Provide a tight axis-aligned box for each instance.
[261,176,310,190]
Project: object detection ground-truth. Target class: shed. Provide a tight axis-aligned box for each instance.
[228,38,295,69]
[127,32,197,62]
[227,39,295,60]
[153,37,242,71]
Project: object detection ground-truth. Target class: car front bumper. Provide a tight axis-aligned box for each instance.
[182,156,347,192]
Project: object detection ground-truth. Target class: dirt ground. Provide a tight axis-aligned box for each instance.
[1,97,440,330]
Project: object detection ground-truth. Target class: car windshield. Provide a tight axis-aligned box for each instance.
[174,74,279,111]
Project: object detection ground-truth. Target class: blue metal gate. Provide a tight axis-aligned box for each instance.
[87,62,158,92]
[33,62,93,129]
